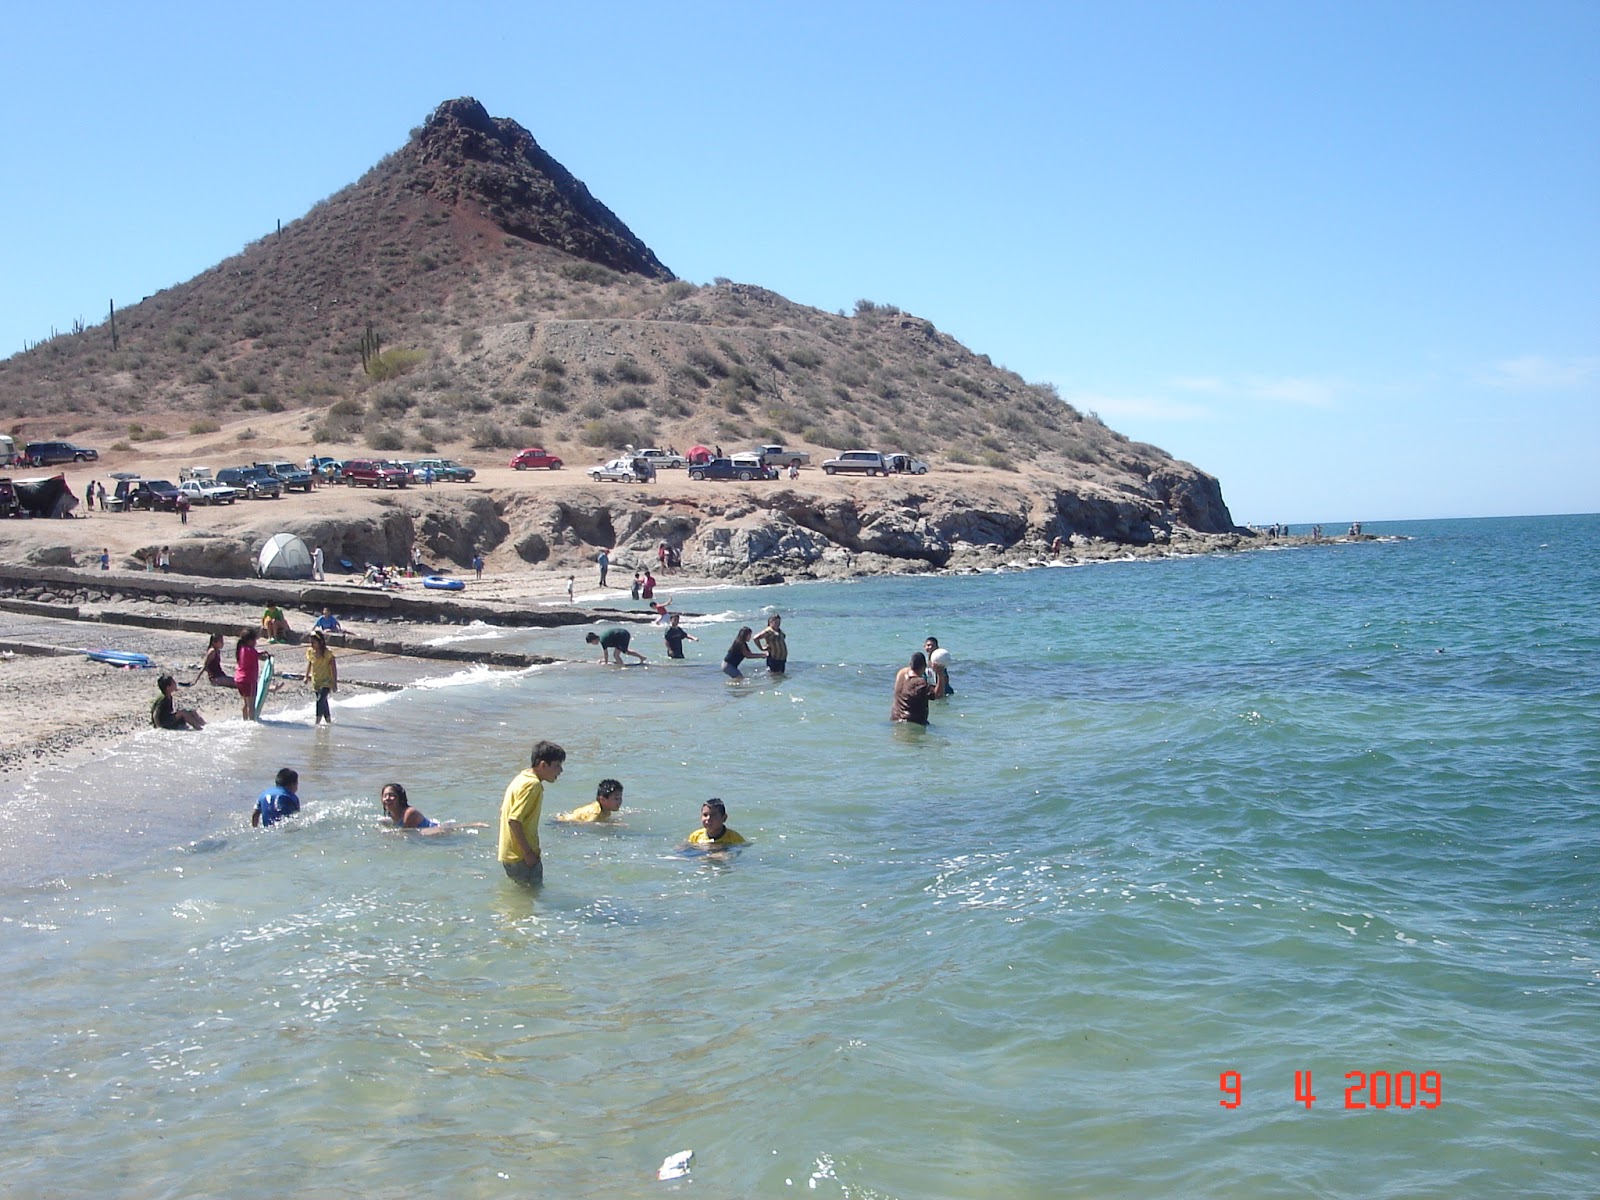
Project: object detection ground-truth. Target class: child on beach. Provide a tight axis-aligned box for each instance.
[556,779,624,823]
[251,767,301,828]
[305,632,338,725]
[684,798,746,850]
[151,674,205,731]
[234,628,268,722]
[498,740,566,886]
[195,631,233,688]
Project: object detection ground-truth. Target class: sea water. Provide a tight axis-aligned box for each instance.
[2,514,1596,1198]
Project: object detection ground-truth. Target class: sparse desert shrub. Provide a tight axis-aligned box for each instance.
[581,399,607,419]
[613,359,653,385]
[686,347,727,377]
[127,422,168,442]
[328,398,363,418]
[582,418,638,448]
[588,365,611,385]
[612,387,648,411]
[187,364,217,385]
[241,375,263,395]
[366,348,427,381]
[258,395,285,413]
[459,330,482,353]
[407,434,437,454]
[110,440,132,451]
[981,449,1013,471]
[236,428,257,443]
[663,280,696,301]
[369,428,404,452]
[538,355,566,375]
[560,262,619,286]
[189,418,221,435]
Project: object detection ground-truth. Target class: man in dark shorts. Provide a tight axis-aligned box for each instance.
[754,613,788,673]
[586,628,648,665]
[891,652,934,725]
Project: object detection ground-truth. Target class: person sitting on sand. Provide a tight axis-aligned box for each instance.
[379,782,489,835]
[151,673,205,731]
[556,779,624,823]
[891,652,934,726]
[685,798,746,850]
[663,613,698,659]
[261,603,292,642]
[195,631,233,688]
[586,628,648,665]
[252,767,301,828]
[722,627,762,678]
[311,607,343,636]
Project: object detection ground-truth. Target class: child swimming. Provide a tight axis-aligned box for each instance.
[684,798,746,850]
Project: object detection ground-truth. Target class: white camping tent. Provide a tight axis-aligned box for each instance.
[258,533,314,579]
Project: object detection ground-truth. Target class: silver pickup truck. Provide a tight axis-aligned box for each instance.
[751,444,810,468]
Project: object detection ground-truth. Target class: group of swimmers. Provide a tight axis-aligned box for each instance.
[248,740,744,888]
[583,612,790,678]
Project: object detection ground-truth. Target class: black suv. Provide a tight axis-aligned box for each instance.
[216,466,283,499]
[25,441,97,466]
[113,478,181,512]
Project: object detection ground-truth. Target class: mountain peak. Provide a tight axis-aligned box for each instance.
[402,96,673,280]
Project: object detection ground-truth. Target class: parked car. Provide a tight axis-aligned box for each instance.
[589,457,647,483]
[255,461,314,492]
[885,453,929,475]
[688,457,778,482]
[113,477,181,512]
[179,466,216,483]
[822,450,890,476]
[216,466,282,499]
[341,458,410,488]
[310,456,343,482]
[178,479,239,506]
[24,441,95,466]
[510,447,563,470]
[750,444,810,468]
[632,447,688,469]
[411,457,476,482]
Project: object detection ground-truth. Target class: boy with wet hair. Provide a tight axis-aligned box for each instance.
[556,779,625,823]
[685,798,746,849]
[498,740,566,885]
[252,767,301,827]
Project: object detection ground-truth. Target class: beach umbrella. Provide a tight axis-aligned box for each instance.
[257,533,314,579]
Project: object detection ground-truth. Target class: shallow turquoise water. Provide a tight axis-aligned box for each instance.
[3,515,1597,1197]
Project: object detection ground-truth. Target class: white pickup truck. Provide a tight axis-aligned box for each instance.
[750,444,810,468]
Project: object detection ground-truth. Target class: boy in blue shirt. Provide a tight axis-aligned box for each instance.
[252,767,302,828]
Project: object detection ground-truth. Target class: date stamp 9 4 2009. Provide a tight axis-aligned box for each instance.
[1219,1069,1442,1110]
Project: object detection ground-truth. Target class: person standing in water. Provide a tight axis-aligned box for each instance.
[234,628,267,722]
[498,740,566,887]
[753,613,788,674]
[722,627,762,678]
[663,613,698,659]
[305,631,338,725]
[891,652,934,726]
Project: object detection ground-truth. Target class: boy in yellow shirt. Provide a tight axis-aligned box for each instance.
[498,740,566,886]
[556,779,624,823]
[685,798,746,850]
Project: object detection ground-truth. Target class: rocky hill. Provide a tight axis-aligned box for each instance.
[0,97,1240,568]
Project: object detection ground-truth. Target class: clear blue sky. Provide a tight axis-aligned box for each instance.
[3,1,1595,523]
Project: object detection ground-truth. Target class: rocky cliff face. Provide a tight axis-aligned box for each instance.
[407,98,673,279]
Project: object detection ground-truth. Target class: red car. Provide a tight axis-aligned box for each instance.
[510,447,563,470]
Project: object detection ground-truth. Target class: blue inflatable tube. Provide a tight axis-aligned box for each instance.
[86,649,154,667]
[423,575,464,591]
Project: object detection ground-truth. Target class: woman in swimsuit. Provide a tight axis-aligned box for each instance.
[379,782,489,835]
